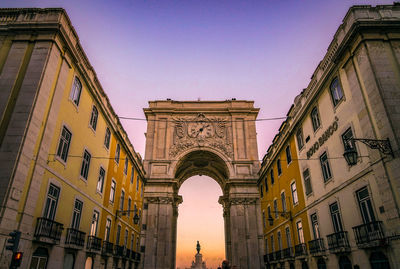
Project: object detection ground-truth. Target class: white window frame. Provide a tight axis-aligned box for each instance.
[70,76,82,106]
[56,125,72,163]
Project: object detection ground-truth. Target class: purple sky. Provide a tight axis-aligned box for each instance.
[1,1,395,267]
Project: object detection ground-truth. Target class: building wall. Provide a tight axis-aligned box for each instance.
[0,8,145,269]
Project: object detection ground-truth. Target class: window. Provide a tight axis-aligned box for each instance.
[330,77,344,106]
[116,225,121,245]
[267,206,271,226]
[105,218,111,241]
[303,169,313,195]
[270,235,275,252]
[56,126,72,162]
[43,184,60,220]
[90,210,99,236]
[70,77,82,106]
[260,185,264,198]
[356,187,376,224]
[320,152,332,182]
[136,176,140,191]
[286,146,292,164]
[281,192,286,212]
[265,238,268,254]
[120,190,125,211]
[262,211,266,229]
[291,182,298,205]
[285,227,291,247]
[141,182,143,197]
[136,236,140,251]
[277,231,282,250]
[110,180,116,203]
[264,178,268,192]
[270,169,274,185]
[124,229,128,247]
[277,159,282,176]
[296,221,304,244]
[80,150,91,180]
[131,234,134,251]
[311,107,321,131]
[274,200,278,218]
[311,213,320,239]
[342,128,356,152]
[104,127,111,149]
[71,199,83,229]
[130,167,134,184]
[115,144,120,164]
[97,167,105,193]
[329,202,343,232]
[124,157,129,175]
[128,198,132,217]
[89,106,98,130]
[296,128,304,150]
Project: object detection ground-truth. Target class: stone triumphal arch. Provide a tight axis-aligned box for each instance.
[141,100,264,269]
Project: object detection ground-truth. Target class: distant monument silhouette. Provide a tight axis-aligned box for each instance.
[187,241,208,269]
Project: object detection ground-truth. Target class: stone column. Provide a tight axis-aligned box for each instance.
[142,195,182,269]
[229,197,263,269]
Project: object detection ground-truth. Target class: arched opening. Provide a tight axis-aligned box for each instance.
[84,256,93,269]
[176,175,225,269]
[174,150,228,269]
[339,255,352,269]
[317,258,327,269]
[29,247,48,269]
[370,251,391,269]
[63,253,75,269]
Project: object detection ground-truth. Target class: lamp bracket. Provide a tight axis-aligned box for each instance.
[351,138,393,157]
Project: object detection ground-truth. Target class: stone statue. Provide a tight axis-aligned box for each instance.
[196,241,200,254]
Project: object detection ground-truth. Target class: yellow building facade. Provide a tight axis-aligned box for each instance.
[0,8,144,269]
[259,121,311,269]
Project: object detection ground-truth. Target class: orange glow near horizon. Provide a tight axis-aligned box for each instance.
[176,176,225,269]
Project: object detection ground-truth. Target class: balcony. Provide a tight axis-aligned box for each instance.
[308,238,326,256]
[327,231,350,253]
[294,243,307,257]
[268,252,275,262]
[102,241,114,256]
[263,254,269,263]
[352,221,388,248]
[125,248,131,260]
[65,228,85,249]
[34,217,64,244]
[87,235,102,252]
[132,251,141,262]
[283,247,294,260]
[114,245,125,257]
[274,250,282,261]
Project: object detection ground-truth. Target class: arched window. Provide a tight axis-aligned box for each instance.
[339,256,352,269]
[70,77,82,106]
[317,258,327,269]
[370,251,390,269]
[330,77,344,106]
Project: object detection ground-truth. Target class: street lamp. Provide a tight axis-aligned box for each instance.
[343,138,394,166]
[116,208,140,225]
[268,211,292,226]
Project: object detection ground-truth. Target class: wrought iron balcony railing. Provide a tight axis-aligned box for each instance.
[263,254,269,263]
[352,221,387,248]
[65,228,85,248]
[283,247,294,259]
[274,250,282,261]
[327,231,350,253]
[114,245,125,257]
[34,217,64,243]
[102,241,114,255]
[125,248,131,259]
[294,243,307,257]
[268,252,275,262]
[87,235,102,252]
[308,238,326,255]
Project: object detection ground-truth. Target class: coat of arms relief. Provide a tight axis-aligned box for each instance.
[169,113,233,158]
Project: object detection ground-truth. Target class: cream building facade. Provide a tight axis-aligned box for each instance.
[282,4,400,269]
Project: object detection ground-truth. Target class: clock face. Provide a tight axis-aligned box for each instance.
[188,122,214,138]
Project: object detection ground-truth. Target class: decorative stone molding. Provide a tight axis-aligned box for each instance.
[229,198,259,205]
[170,113,233,158]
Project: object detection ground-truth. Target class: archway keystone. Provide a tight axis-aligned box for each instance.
[141,100,264,269]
